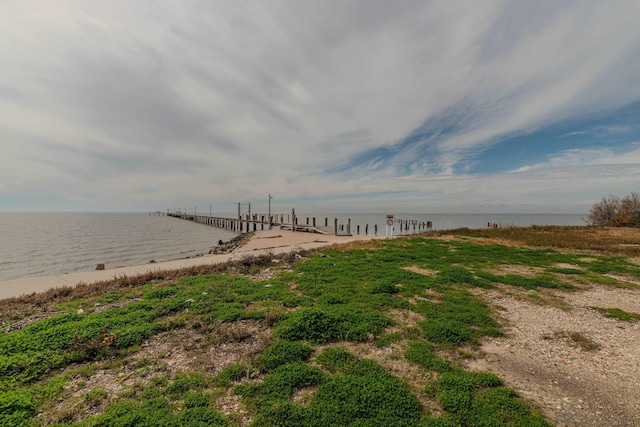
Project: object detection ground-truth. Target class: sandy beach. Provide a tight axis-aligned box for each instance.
[0,230,377,300]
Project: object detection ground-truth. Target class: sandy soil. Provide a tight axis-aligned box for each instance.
[467,283,640,427]
[0,230,381,300]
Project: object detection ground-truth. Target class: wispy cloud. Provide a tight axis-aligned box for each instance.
[0,1,639,212]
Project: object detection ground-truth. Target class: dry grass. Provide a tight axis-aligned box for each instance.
[542,331,601,351]
[0,250,314,322]
[323,239,385,251]
[430,226,640,256]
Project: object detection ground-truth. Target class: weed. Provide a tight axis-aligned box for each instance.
[404,340,450,373]
[91,397,231,426]
[84,387,108,407]
[240,348,422,427]
[236,362,326,409]
[257,340,314,372]
[568,332,600,351]
[283,296,314,308]
[374,331,404,348]
[215,364,251,386]
[593,307,640,322]
[276,305,391,343]
[369,281,400,294]
[432,369,550,426]
[165,371,209,398]
[421,319,475,347]
[549,331,600,351]
[183,391,210,408]
[436,267,476,285]
[0,388,37,426]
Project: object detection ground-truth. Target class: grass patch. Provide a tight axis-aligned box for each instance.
[257,340,314,371]
[404,340,450,373]
[238,348,422,426]
[276,305,391,343]
[5,228,640,425]
[592,307,640,322]
[567,332,600,351]
[431,370,551,426]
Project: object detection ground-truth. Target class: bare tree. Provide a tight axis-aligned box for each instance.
[588,192,640,226]
[615,192,640,227]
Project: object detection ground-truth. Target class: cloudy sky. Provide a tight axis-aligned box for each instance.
[1,1,639,214]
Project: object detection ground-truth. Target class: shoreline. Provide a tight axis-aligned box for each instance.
[0,230,379,300]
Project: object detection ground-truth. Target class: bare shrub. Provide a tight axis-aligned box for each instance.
[587,192,640,227]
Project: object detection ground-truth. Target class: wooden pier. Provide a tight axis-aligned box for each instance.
[161,208,432,237]
[164,210,354,236]
[166,212,282,233]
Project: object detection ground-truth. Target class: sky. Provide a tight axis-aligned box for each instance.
[1,1,639,214]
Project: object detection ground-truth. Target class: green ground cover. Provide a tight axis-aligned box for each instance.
[2,234,639,426]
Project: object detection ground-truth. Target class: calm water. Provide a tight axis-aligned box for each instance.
[0,212,238,282]
[0,212,586,282]
[294,213,587,236]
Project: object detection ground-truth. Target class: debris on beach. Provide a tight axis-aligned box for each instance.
[209,233,253,254]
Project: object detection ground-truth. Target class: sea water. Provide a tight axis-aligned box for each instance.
[294,213,587,235]
[0,211,586,282]
[0,212,238,282]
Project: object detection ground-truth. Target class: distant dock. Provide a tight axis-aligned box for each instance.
[158,210,433,237]
[158,207,357,236]
[166,212,282,233]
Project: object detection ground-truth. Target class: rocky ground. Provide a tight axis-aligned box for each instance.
[468,281,640,427]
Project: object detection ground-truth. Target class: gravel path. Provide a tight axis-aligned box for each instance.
[467,284,640,427]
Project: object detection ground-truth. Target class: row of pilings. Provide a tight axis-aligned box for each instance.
[166,212,285,233]
[164,211,433,237]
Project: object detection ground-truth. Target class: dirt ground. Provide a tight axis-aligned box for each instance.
[467,281,640,427]
[28,229,640,426]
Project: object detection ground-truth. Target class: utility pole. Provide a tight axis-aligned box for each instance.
[210,204,212,217]
[268,194,273,229]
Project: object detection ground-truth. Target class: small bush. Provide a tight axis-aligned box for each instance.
[215,364,248,386]
[317,294,348,305]
[315,347,359,374]
[183,392,210,409]
[166,372,208,397]
[404,341,450,373]
[257,340,314,372]
[282,296,314,308]
[436,267,475,285]
[310,349,421,426]
[369,281,400,294]
[374,332,404,348]
[236,362,326,405]
[432,370,550,426]
[421,319,475,346]
[0,388,37,426]
[145,286,179,299]
[277,306,390,344]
